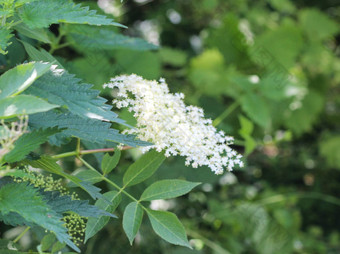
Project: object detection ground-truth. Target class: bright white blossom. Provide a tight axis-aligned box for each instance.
[104,74,243,174]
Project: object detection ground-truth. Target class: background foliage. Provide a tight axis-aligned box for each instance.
[1,0,340,253]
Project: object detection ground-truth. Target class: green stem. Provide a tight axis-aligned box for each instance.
[102,177,140,204]
[52,146,132,159]
[13,226,30,243]
[76,138,81,155]
[77,156,140,204]
[213,100,240,127]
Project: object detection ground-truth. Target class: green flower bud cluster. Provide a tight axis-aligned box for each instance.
[63,213,86,246]
[13,169,79,200]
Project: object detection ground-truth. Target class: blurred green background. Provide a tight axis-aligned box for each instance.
[2,0,340,253]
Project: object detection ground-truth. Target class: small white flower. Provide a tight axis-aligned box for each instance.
[104,74,243,174]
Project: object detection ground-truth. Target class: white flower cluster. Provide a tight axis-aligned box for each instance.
[104,74,243,174]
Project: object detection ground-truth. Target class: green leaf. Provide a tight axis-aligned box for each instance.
[41,190,116,218]
[101,150,121,175]
[29,111,149,147]
[123,202,144,245]
[146,209,191,248]
[14,23,52,44]
[85,191,121,242]
[0,27,13,55]
[140,180,200,201]
[188,49,227,96]
[20,40,64,68]
[4,128,59,163]
[123,150,166,187]
[25,69,122,122]
[18,0,125,28]
[64,25,157,51]
[284,90,324,135]
[206,14,249,66]
[238,115,256,155]
[319,135,340,169]
[72,170,103,185]
[40,233,56,251]
[51,241,66,253]
[252,24,303,69]
[0,62,51,100]
[299,9,340,40]
[0,95,59,119]
[159,47,187,67]
[0,183,79,252]
[241,93,271,128]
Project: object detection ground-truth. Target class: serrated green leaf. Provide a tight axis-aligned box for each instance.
[0,183,79,252]
[241,93,270,128]
[140,180,200,201]
[4,128,59,163]
[0,95,59,119]
[0,27,13,55]
[41,190,115,218]
[25,69,121,123]
[18,0,125,28]
[0,211,32,227]
[101,150,121,175]
[123,202,144,245]
[14,23,52,44]
[29,111,150,147]
[20,40,64,68]
[85,191,121,242]
[147,209,191,248]
[64,25,157,52]
[0,62,52,100]
[123,150,166,187]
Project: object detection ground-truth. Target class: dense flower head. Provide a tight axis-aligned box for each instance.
[105,74,243,174]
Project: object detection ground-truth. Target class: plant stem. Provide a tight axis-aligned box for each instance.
[52,146,132,159]
[213,100,240,127]
[13,226,30,243]
[102,177,140,204]
[76,138,81,155]
[77,156,139,204]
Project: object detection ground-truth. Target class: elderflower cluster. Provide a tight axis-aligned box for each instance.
[105,74,243,174]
